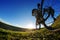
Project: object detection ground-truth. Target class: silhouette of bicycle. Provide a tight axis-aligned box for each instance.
[32,0,56,30]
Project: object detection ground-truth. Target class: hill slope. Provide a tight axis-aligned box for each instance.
[0,15,60,40]
[0,21,28,31]
[52,15,60,29]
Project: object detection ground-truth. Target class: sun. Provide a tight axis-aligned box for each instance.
[24,22,35,29]
[23,22,45,29]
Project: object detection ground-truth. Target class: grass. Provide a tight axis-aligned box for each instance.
[0,15,60,40]
[0,27,60,40]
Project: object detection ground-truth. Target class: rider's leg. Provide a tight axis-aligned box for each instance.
[36,22,37,29]
[39,24,41,29]
[36,25,37,29]
[36,20,38,29]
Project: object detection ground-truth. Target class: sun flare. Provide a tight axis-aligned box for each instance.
[24,22,35,29]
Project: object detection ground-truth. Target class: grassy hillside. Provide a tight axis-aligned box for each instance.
[0,21,29,31]
[0,28,60,40]
[0,15,60,40]
[52,15,60,29]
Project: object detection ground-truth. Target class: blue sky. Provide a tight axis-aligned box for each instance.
[0,0,60,29]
